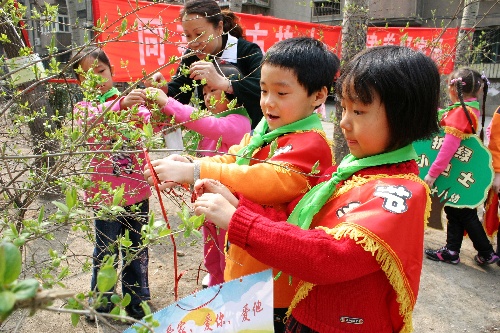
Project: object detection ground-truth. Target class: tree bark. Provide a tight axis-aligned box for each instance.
[333,0,368,162]
[454,0,479,68]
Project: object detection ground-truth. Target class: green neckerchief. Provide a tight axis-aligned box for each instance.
[287,144,418,230]
[437,100,479,120]
[97,87,120,103]
[235,113,323,165]
[213,106,251,124]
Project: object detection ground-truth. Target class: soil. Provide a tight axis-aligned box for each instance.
[2,117,500,333]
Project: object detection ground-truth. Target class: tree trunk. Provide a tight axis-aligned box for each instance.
[333,0,368,162]
[454,0,479,68]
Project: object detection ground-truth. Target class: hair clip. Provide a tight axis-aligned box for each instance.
[481,71,490,86]
[449,77,466,86]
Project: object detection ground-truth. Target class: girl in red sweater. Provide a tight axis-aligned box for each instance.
[193,45,440,333]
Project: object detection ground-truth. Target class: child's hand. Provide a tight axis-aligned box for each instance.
[492,173,500,193]
[144,72,168,91]
[121,89,147,109]
[167,154,192,163]
[194,179,238,207]
[144,87,169,108]
[144,158,195,190]
[190,61,227,91]
[424,174,436,188]
[193,193,236,230]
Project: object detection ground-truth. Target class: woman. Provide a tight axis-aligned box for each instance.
[147,0,263,128]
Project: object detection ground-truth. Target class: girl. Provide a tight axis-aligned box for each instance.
[145,0,263,128]
[73,47,153,320]
[425,67,498,265]
[145,63,251,287]
[193,45,440,332]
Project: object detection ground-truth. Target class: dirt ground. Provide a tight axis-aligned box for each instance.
[2,194,500,333]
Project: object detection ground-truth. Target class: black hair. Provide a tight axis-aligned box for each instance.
[336,45,440,151]
[181,0,244,39]
[262,37,340,96]
[71,46,112,80]
[448,67,488,140]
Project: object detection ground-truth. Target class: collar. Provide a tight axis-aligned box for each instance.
[220,34,238,63]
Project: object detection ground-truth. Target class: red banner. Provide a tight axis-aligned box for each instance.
[92,0,458,82]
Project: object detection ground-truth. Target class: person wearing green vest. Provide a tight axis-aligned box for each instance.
[424,67,498,265]
[144,63,251,290]
[144,37,339,332]
[192,45,440,332]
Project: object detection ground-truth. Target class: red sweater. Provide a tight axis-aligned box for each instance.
[228,161,428,333]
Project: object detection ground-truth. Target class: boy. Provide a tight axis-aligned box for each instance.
[144,37,339,332]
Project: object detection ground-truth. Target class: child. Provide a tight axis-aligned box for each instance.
[424,68,499,265]
[193,45,440,332]
[145,63,251,287]
[486,104,500,262]
[72,47,153,320]
[144,37,339,332]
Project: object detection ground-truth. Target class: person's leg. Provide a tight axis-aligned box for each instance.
[460,208,495,256]
[120,200,150,312]
[444,206,465,252]
[425,206,462,264]
[90,216,122,310]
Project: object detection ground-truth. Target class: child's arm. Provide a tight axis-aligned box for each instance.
[424,134,461,187]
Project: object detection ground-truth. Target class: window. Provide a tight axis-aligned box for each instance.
[471,28,500,64]
[313,0,341,16]
[41,15,71,34]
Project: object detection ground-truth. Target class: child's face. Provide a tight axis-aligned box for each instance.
[78,57,114,95]
[182,14,224,60]
[339,84,390,158]
[260,64,323,131]
[203,85,229,114]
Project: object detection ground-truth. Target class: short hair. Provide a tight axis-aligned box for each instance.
[262,37,340,96]
[336,45,440,150]
[180,0,243,39]
[71,46,111,80]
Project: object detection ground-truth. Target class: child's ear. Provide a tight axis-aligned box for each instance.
[312,86,328,107]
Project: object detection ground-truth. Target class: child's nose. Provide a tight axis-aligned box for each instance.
[339,114,351,131]
[261,94,275,109]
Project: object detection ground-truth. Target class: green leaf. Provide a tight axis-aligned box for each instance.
[121,293,131,307]
[65,187,77,210]
[112,187,124,206]
[96,266,117,293]
[52,201,69,214]
[143,123,153,138]
[121,230,132,248]
[0,242,22,285]
[267,139,278,159]
[0,291,16,315]
[71,313,80,327]
[12,279,39,300]
[110,294,121,304]
[310,160,320,175]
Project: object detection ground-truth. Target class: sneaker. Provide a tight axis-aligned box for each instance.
[126,303,146,320]
[425,246,460,264]
[474,252,500,266]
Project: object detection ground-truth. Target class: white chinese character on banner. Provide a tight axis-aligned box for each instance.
[275,25,294,41]
[137,18,166,66]
[417,154,430,168]
[246,23,268,51]
[366,33,380,47]
[382,33,396,45]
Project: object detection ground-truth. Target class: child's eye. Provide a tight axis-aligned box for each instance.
[260,89,267,94]
[354,110,362,115]
[278,92,287,96]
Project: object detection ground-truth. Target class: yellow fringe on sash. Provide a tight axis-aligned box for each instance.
[286,173,432,333]
[443,126,473,140]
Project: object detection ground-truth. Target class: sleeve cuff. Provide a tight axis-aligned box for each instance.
[227,206,258,249]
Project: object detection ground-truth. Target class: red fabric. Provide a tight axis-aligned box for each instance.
[441,106,478,135]
[229,161,427,332]
[484,189,500,238]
